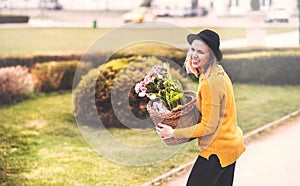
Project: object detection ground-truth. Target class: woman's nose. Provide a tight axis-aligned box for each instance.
[192,52,198,58]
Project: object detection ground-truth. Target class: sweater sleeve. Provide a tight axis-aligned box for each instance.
[174,77,224,139]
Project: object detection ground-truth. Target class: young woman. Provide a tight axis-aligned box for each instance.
[156,29,246,186]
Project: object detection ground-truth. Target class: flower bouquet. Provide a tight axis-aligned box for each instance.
[135,63,186,112]
[135,63,201,146]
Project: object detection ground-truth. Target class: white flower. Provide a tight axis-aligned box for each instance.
[149,94,156,100]
[138,91,146,97]
[157,74,163,79]
[135,82,141,93]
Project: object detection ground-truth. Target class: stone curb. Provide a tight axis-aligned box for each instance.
[142,109,300,186]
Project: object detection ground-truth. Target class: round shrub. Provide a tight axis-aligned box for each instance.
[74,56,142,128]
[110,42,187,66]
[110,56,163,128]
[74,55,193,128]
[0,66,34,105]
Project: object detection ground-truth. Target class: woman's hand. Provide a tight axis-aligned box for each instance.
[156,123,174,139]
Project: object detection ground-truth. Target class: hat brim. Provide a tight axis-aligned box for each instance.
[187,34,201,45]
[187,34,223,61]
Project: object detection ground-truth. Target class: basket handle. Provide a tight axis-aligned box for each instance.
[171,104,182,112]
[184,90,197,101]
[184,90,197,96]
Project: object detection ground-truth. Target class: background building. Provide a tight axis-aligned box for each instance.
[0,0,144,10]
[206,0,298,16]
[0,0,297,17]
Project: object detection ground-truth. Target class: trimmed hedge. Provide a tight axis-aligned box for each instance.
[0,15,29,23]
[1,47,299,87]
[0,52,85,68]
[0,46,296,109]
[222,47,300,55]
[31,61,91,92]
[0,47,296,69]
[222,50,300,85]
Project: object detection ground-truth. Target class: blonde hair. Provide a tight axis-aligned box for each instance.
[184,40,217,77]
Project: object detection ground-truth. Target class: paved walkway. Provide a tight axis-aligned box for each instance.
[165,116,300,186]
[221,30,299,48]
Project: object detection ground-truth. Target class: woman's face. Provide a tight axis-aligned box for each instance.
[189,39,211,72]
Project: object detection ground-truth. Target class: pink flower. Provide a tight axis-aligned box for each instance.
[143,76,152,85]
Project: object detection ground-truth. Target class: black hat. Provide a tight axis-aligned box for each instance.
[187,29,223,61]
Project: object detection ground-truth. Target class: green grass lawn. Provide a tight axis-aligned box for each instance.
[0,28,106,56]
[1,84,300,185]
[0,27,216,56]
[0,27,296,57]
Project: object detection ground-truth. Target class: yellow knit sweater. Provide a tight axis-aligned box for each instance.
[174,65,246,167]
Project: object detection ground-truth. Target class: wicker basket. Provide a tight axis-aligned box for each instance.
[147,90,201,146]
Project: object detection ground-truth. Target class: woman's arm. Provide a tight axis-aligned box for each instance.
[174,77,224,138]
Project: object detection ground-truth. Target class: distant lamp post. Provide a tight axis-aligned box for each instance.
[106,0,109,11]
[40,0,46,19]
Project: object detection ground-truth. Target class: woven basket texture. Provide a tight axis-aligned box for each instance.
[147,90,201,146]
